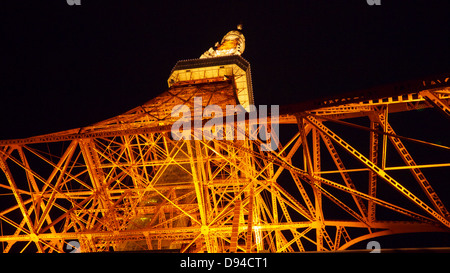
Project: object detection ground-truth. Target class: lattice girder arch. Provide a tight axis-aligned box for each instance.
[0,47,449,252]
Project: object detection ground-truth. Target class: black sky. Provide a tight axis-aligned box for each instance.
[0,0,449,139]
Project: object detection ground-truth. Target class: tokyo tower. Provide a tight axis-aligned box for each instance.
[0,25,449,253]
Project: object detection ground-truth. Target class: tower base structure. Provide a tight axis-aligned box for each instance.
[0,53,449,252]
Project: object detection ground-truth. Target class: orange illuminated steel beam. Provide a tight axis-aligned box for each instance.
[304,114,450,228]
[374,111,450,219]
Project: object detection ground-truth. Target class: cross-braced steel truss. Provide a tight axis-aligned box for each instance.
[0,64,449,252]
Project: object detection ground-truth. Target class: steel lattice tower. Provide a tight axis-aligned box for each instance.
[0,26,449,253]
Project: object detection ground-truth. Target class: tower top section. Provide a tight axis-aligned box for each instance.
[167,25,253,111]
[200,25,245,59]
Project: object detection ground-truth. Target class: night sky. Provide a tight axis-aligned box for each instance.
[1,0,449,139]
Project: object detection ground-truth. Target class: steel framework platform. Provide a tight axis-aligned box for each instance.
[0,54,449,252]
